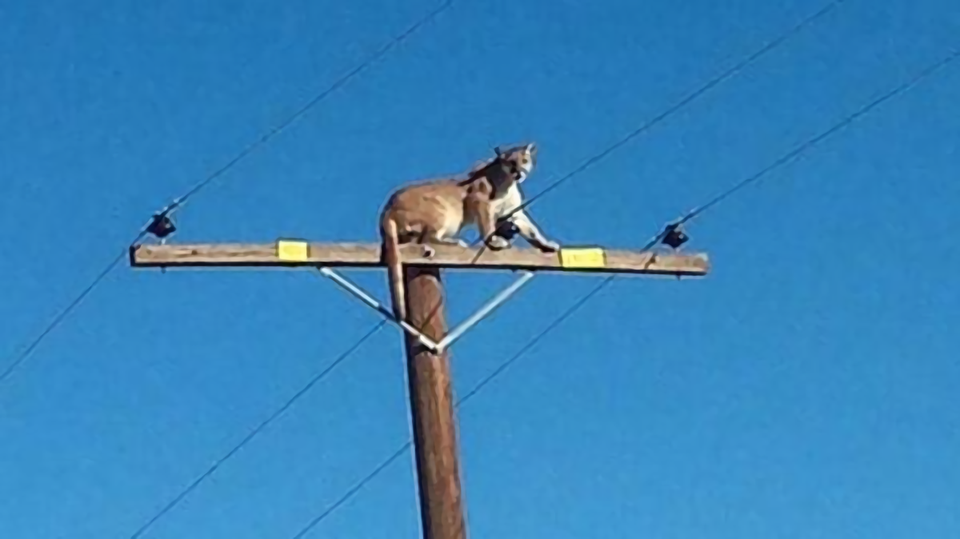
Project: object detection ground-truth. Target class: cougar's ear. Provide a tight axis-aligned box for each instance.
[494,146,503,157]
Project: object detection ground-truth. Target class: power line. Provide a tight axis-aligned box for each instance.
[0,0,456,391]
[155,0,456,218]
[517,0,848,216]
[0,230,148,389]
[675,47,960,226]
[0,252,124,387]
[288,276,613,539]
[286,47,958,538]
[426,0,848,327]
[467,0,847,258]
[290,440,413,539]
[127,321,386,539]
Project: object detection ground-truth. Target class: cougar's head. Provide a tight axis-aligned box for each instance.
[494,142,537,183]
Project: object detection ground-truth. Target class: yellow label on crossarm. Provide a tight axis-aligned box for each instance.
[559,247,606,268]
[277,240,309,262]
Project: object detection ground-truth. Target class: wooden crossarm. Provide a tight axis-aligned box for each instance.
[129,242,709,276]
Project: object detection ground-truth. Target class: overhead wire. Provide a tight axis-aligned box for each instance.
[0,253,123,388]
[288,279,610,539]
[411,0,850,333]
[156,0,456,217]
[514,0,848,218]
[127,321,387,539]
[0,230,148,388]
[0,0,457,390]
[467,0,849,258]
[673,47,960,227]
[286,47,960,539]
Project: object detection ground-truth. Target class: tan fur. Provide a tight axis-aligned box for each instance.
[379,143,557,322]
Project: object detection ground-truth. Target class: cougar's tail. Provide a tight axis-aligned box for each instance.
[381,217,407,322]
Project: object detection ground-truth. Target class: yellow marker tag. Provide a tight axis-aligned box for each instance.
[277,240,309,262]
[559,247,606,268]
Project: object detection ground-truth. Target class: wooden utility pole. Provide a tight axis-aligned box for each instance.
[130,240,709,539]
[403,265,465,539]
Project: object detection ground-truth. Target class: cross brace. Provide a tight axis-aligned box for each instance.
[317,266,534,353]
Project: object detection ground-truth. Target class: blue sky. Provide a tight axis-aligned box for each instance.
[1,0,958,537]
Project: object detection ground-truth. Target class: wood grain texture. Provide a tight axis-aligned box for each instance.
[130,242,710,276]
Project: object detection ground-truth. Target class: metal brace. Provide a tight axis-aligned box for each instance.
[316,267,535,354]
[317,267,439,351]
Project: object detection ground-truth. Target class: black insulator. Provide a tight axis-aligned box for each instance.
[661,223,689,249]
[146,212,177,239]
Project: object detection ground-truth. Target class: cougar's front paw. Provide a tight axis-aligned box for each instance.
[538,239,560,252]
[486,235,510,250]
